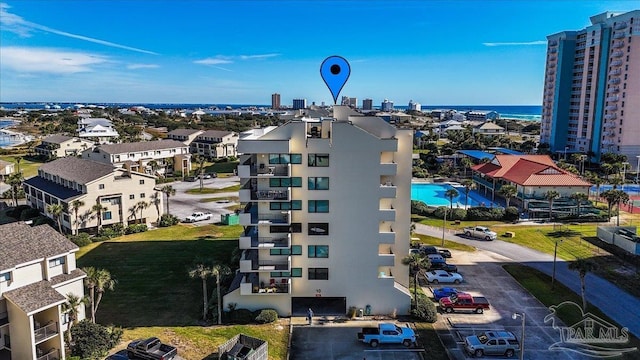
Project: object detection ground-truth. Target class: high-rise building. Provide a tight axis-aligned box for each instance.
[541,10,640,166]
[292,98,307,110]
[272,93,281,109]
[362,98,373,111]
[341,96,358,108]
[224,106,413,316]
[408,100,421,112]
[381,99,394,112]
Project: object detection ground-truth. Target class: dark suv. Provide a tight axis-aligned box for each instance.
[420,245,438,255]
[429,262,458,273]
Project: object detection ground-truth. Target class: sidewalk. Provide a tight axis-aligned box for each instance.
[413,223,640,338]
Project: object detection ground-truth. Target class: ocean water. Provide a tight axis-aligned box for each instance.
[0,119,20,147]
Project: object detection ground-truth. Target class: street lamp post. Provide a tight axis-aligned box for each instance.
[622,162,629,191]
[552,238,563,290]
[442,208,447,247]
[564,146,569,161]
[512,312,526,360]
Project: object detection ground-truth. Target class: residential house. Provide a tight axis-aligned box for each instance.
[472,122,505,136]
[34,136,95,159]
[23,157,161,233]
[166,129,204,146]
[465,110,500,122]
[76,118,118,144]
[0,221,86,360]
[0,160,14,181]
[190,130,238,159]
[81,140,191,177]
[224,106,412,317]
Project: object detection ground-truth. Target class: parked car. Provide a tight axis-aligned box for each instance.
[357,323,416,348]
[463,226,497,241]
[201,174,212,179]
[438,249,452,258]
[432,287,463,301]
[184,176,197,182]
[425,270,463,284]
[464,331,520,357]
[430,262,458,273]
[409,248,421,256]
[127,337,177,360]
[184,212,212,223]
[427,253,446,264]
[439,292,491,314]
[420,245,438,255]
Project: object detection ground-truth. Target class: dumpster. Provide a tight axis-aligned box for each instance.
[221,213,239,225]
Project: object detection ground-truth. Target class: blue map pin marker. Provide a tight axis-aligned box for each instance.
[320,56,351,104]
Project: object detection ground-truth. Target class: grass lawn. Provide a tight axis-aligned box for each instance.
[504,264,640,360]
[417,217,505,232]
[414,322,448,360]
[411,233,476,252]
[186,184,241,195]
[199,196,240,203]
[205,161,239,174]
[0,155,43,178]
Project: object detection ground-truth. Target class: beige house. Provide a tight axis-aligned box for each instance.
[34,136,95,159]
[0,221,86,360]
[167,129,203,146]
[23,157,161,233]
[190,130,238,159]
[472,122,505,136]
[81,140,191,177]
[224,106,412,317]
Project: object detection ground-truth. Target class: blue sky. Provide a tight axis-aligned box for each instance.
[0,1,637,106]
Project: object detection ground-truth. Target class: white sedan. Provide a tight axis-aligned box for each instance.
[425,270,463,284]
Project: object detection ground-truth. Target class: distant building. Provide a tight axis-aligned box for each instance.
[541,10,640,166]
[271,93,281,110]
[34,135,95,159]
[465,110,499,122]
[408,100,421,112]
[473,122,505,136]
[190,130,238,159]
[381,99,394,112]
[0,159,15,181]
[292,99,307,110]
[77,117,119,144]
[362,98,373,110]
[341,96,357,108]
[167,129,204,146]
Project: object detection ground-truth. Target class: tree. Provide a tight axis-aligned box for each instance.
[91,201,108,233]
[498,184,518,208]
[461,179,475,207]
[189,263,213,320]
[211,264,231,325]
[402,253,431,311]
[444,188,459,210]
[6,172,24,206]
[586,172,603,205]
[568,259,598,311]
[150,192,162,223]
[46,203,65,234]
[544,190,560,221]
[161,185,176,215]
[69,320,122,359]
[70,199,85,235]
[570,192,589,217]
[147,160,159,176]
[62,293,87,344]
[127,205,138,224]
[83,267,117,323]
[601,163,613,180]
[15,156,22,173]
[193,154,206,191]
[600,189,629,226]
[460,157,473,178]
[136,200,149,224]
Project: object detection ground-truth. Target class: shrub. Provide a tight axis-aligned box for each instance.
[224,308,259,324]
[125,224,148,234]
[255,309,278,324]
[465,206,505,221]
[68,233,92,247]
[31,215,55,227]
[69,320,122,359]
[19,207,41,220]
[98,227,122,239]
[411,200,430,216]
[433,206,466,220]
[503,206,520,221]
[159,214,180,227]
[7,204,31,218]
[412,294,438,323]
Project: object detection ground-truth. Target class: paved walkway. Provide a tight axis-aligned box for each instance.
[413,223,640,338]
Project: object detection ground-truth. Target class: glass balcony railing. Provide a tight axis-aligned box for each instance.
[34,322,58,343]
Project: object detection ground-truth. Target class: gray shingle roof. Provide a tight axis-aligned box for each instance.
[168,129,203,136]
[97,140,187,154]
[39,157,115,184]
[42,135,74,144]
[3,280,67,314]
[0,222,79,272]
[49,269,86,286]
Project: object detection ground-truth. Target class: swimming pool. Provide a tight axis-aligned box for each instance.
[411,183,498,208]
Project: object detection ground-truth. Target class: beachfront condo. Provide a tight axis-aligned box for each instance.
[223,106,413,316]
[541,10,640,169]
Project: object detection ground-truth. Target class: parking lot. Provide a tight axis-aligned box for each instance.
[426,249,589,359]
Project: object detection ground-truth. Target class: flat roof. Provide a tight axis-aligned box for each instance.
[488,147,524,155]
[457,150,495,161]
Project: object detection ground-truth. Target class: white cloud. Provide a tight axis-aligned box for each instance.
[194,57,233,65]
[483,41,546,47]
[0,2,158,55]
[194,53,280,69]
[127,63,160,70]
[239,53,280,60]
[0,47,108,73]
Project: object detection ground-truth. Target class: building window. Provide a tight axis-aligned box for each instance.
[308,268,329,280]
[308,223,329,235]
[270,177,302,187]
[139,180,145,185]
[308,245,329,258]
[99,184,105,189]
[270,201,301,211]
[103,211,112,220]
[270,271,290,277]
[129,194,135,200]
[290,154,302,164]
[269,154,290,164]
[0,272,11,282]
[270,248,291,255]
[140,193,146,198]
[291,245,302,255]
[308,154,329,167]
[308,200,329,213]
[291,268,303,277]
[49,257,66,267]
[308,177,329,190]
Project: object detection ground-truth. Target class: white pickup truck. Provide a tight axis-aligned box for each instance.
[185,212,212,223]
[463,226,497,241]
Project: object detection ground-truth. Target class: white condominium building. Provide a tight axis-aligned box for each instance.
[224,106,412,316]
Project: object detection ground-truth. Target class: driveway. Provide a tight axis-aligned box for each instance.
[158,176,240,223]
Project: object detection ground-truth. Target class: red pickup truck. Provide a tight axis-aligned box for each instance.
[439,293,490,314]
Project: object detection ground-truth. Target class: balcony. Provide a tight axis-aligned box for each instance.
[546,83,554,89]
[379,162,397,175]
[239,274,291,295]
[379,183,396,198]
[378,208,395,222]
[548,56,557,61]
[36,348,60,360]
[604,121,617,128]
[239,188,290,202]
[602,140,615,146]
[34,322,58,344]
[378,231,395,244]
[604,114,617,120]
[239,230,290,249]
[613,32,626,39]
[237,164,290,178]
[239,210,290,226]
[606,96,619,102]
[603,131,616,137]
[239,250,291,272]
[549,48,558,53]
[609,69,621,76]
[608,86,620,94]
[549,40,558,46]
[614,22,627,30]
[612,51,623,58]
[378,253,395,267]
[610,59,623,67]
[547,70,556,76]
[548,62,556,68]
[608,78,621,85]
[606,105,618,111]
[613,41,625,49]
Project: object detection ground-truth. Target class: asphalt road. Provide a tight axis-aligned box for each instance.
[414,223,640,338]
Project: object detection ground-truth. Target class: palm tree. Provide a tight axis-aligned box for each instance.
[444,188,459,210]
[601,163,613,180]
[150,192,162,223]
[498,184,518,208]
[193,154,206,191]
[6,172,24,206]
[189,263,213,320]
[600,189,629,226]
[147,160,159,176]
[62,293,87,343]
[161,185,176,215]
[136,200,149,224]
[70,199,85,235]
[544,190,560,221]
[211,264,231,325]
[402,253,431,311]
[586,172,603,205]
[82,267,117,323]
[570,192,589,217]
[46,203,65,234]
[461,179,475,207]
[609,175,623,190]
[15,156,22,173]
[568,258,598,311]
[128,205,138,224]
[91,201,108,233]
[460,157,473,178]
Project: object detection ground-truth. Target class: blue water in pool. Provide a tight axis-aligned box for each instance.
[411,183,498,208]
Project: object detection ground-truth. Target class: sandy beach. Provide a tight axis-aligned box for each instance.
[0,118,35,149]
